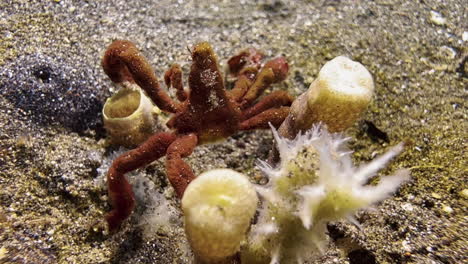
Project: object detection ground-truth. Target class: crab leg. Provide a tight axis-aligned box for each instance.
[240,57,289,108]
[239,106,290,130]
[227,48,264,75]
[102,40,180,113]
[166,133,198,198]
[106,132,177,231]
[242,90,294,120]
[228,67,258,102]
[164,64,188,102]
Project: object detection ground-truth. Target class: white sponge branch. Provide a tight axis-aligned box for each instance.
[242,125,410,263]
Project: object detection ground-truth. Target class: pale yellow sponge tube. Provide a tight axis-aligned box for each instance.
[102,82,159,147]
[182,169,258,263]
[278,56,374,139]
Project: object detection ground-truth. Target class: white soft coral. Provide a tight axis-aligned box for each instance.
[242,124,410,263]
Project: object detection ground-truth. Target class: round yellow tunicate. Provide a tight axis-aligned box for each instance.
[182,169,258,263]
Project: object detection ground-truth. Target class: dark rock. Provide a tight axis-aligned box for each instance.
[348,249,377,264]
[0,54,107,132]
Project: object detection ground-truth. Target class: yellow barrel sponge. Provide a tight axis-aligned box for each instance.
[102,82,159,147]
[182,169,258,263]
[278,56,374,139]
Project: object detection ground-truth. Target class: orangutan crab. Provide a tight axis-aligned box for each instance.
[102,40,294,230]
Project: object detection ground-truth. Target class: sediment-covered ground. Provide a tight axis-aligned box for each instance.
[0,0,466,263]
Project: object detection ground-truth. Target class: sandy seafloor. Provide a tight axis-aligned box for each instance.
[0,0,466,263]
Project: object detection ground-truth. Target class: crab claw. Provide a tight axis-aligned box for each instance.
[191,42,218,67]
[264,57,289,83]
[227,48,264,75]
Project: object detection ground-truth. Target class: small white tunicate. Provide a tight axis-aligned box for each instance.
[402,203,414,212]
[441,205,453,214]
[430,11,446,26]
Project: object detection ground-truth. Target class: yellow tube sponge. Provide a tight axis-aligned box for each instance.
[182,169,258,263]
[278,56,374,140]
[102,82,159,147]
